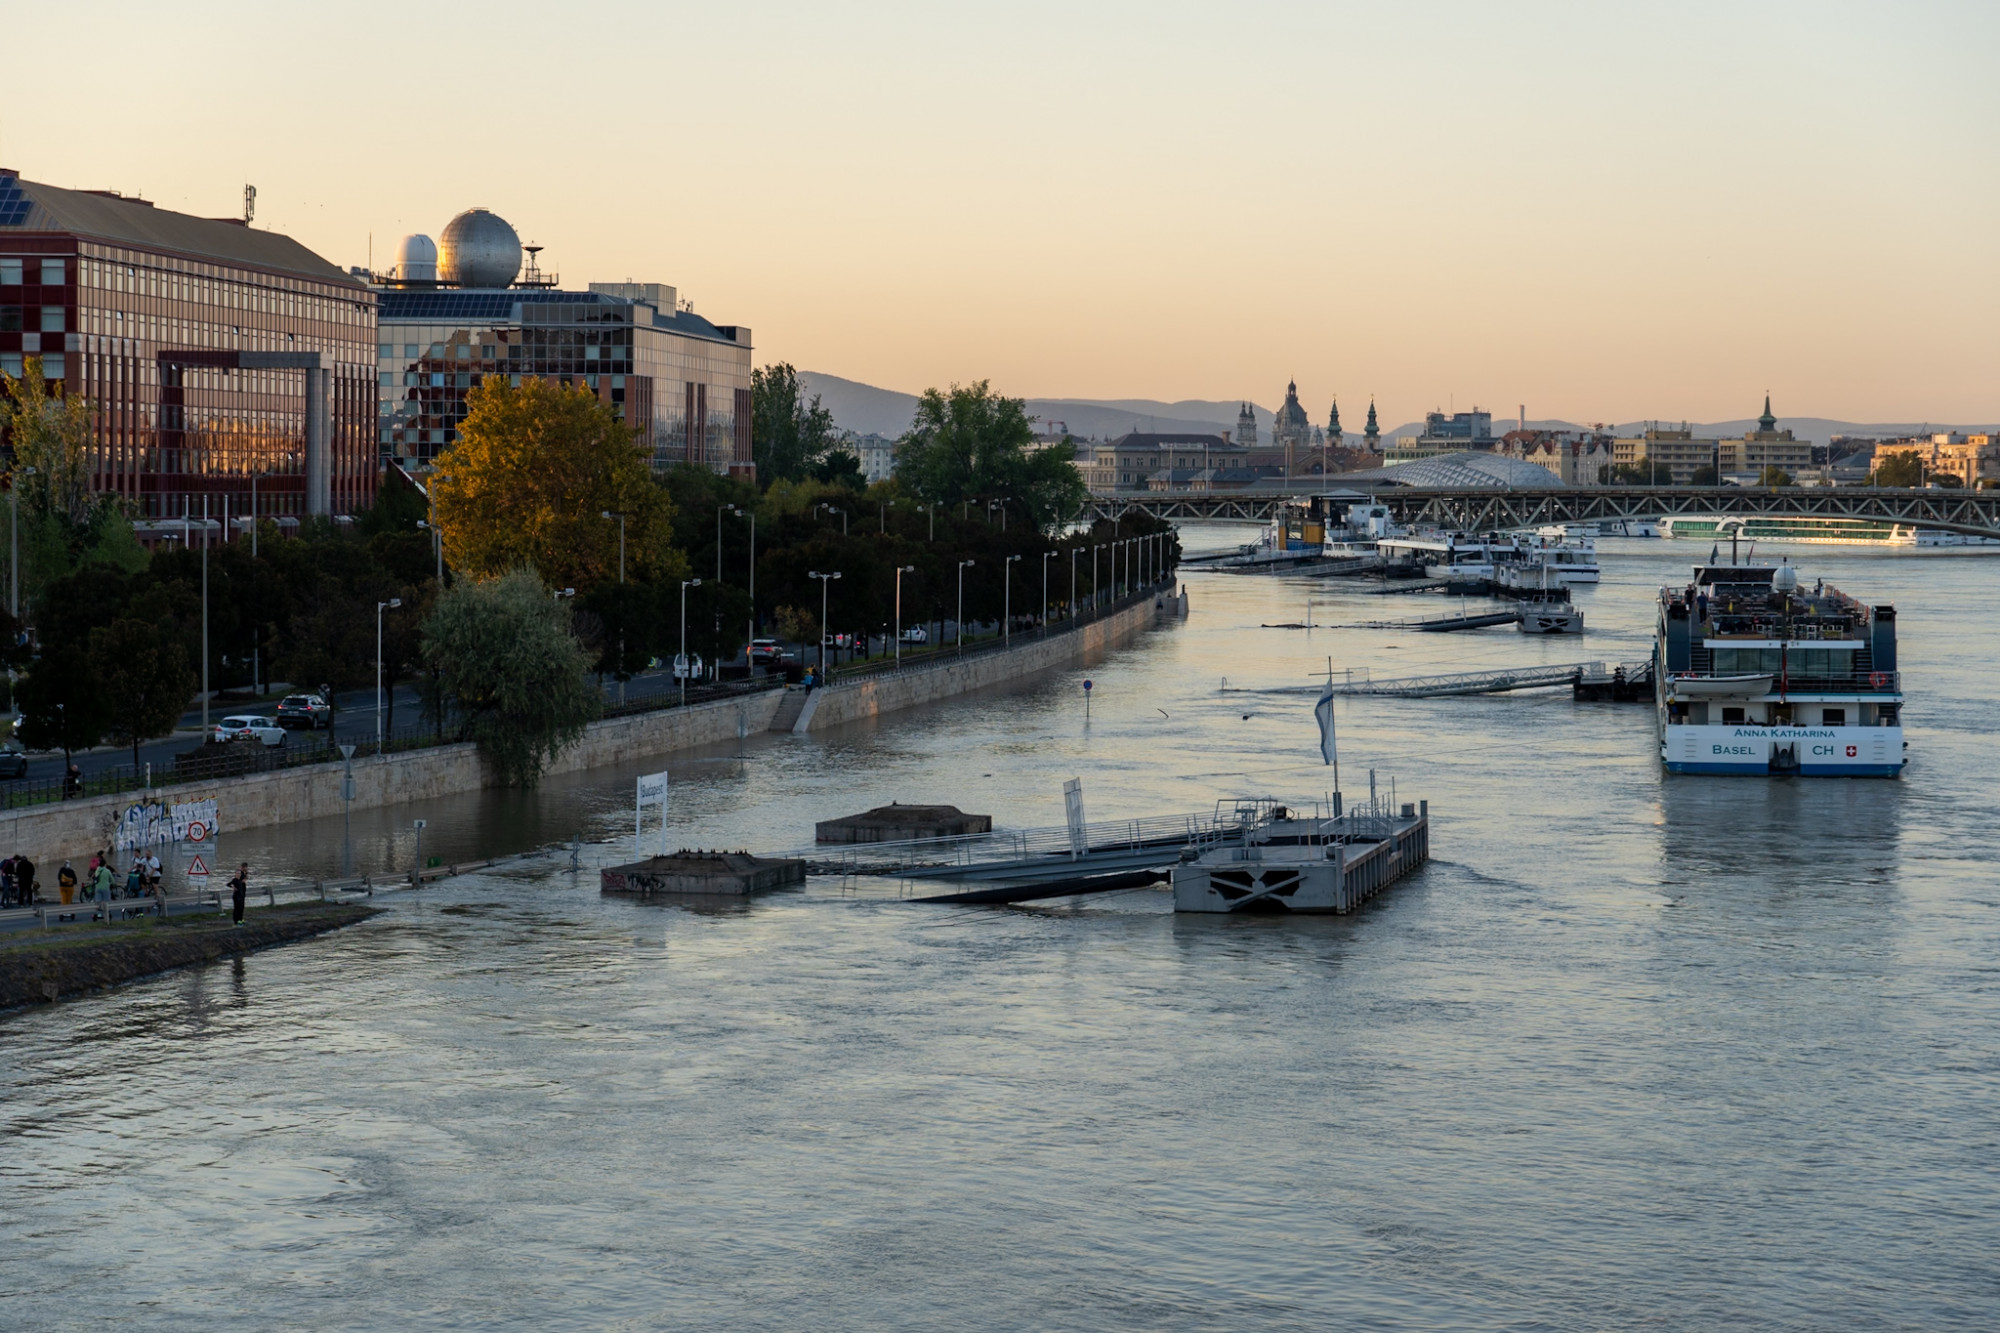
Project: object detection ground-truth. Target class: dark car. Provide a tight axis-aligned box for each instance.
[0,744,26,779]
[276,694,332,729]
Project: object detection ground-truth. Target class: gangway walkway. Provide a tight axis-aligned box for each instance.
[1222,659,1655,699]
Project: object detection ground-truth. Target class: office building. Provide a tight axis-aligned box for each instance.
[1085,433,1244,492]
[0,169,378,519]
[372,211,753,476]
[1385,408,1494,463]
[1612,425,1719,483]
[1716,397,1812,479]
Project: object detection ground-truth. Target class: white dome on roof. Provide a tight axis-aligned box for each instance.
[394,233,436,282]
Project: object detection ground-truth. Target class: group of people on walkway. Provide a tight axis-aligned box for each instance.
[1,850,250,923]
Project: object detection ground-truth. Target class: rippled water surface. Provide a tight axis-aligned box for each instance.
[4,533,1998,1330]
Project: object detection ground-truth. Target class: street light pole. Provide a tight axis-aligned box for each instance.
[732,508,755,660]
[1042,550,1055,629]
[1069,547,1078,623]
[808,570,839,673]
[956,559,975,654]
[895,564,915,666]
[716,504,734,582]
[1004,554,1021,645]
[602,510,629,703]
[680,578,702,705]
[376,597,402,747]
[1092,544,1103,613]
[201,494,210,734]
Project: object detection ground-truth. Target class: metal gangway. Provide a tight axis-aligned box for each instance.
[1222,659,1653,699]
[787,799,1292,887]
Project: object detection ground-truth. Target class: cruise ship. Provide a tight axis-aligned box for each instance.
[1656,561,1905,777]
[1658,515,1999,548]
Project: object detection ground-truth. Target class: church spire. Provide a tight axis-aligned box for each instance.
[1363,397,1380,448]
[1327,395,1343,443]
[1757,392,1776,433]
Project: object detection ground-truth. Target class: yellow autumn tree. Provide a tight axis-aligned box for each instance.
[432,377,682,590]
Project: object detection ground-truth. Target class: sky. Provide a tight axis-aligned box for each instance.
[10,1,1997,424]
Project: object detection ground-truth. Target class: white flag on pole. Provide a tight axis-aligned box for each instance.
[1314,685,1337,767]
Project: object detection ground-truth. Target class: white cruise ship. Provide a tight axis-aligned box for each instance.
[1655,561,1905,777]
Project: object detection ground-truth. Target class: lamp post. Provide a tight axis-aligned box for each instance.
[895,564,916,666]
[808,570,839,673]
[428,475,444,588]
[920,503,934,541]
[200,495,210,734]
[1041,550,1055,629]
[1004,554,1022,644]
[1092,544,1104,612]
[9,464,35,617]
[815,503,846,535]
[602,510,629,702]
[716,504,734,581]
[376,597,402,748]
[680,578,702,705]
[956,559,975,653]
[732,507,755,663]
[1069,547,1078,623]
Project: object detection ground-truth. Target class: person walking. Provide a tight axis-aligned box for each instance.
[227,863,248,926]
[92,859,114,904]
[57,860,77,904]
[0,855,14,908]
[143,851,162,891]
[62,764,83,800]
[15,854,35,906]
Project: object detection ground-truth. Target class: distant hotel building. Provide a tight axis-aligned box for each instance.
[0,169,378,519]
[371,211,753,476]
[1612,399,1813,483]
[1386,408,1494,463]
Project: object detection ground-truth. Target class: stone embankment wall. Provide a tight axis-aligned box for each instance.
[0,587,1179,863]
[803,589,1167,731]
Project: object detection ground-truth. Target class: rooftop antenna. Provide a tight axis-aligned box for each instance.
[243,183,256,225]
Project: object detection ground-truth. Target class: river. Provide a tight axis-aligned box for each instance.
[3,531,1997,1330]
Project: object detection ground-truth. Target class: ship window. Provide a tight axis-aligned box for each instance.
[1721,707,1746,724]
[1822,708,1846,726]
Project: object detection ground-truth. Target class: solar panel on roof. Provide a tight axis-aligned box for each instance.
[0,175,30,226]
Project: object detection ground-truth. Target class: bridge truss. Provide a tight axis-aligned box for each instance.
[1085,486,2000,539]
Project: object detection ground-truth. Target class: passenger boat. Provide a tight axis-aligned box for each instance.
[1658,515,1999,548]
[1656,560,1905,777]
[1376,534,1523,579]
[1520,533,1600,582]
[1321,502,1404,558]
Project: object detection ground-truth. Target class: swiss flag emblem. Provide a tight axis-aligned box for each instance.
[1846,745,1858,757]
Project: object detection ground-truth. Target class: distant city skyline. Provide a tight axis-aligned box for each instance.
[10,1,1997,420]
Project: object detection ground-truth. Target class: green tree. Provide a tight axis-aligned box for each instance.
[433,378,679,590]
[1758,466,1794,486]
[894,381,1087,531]
[0,357,96,526]
[1610,460,1674,486]
[1689,466,1720,485]
[89,619,197,768]
[1870,451,1925,487]
[16,643,110,765]
[751,363,837,485]
[421,569,601,786]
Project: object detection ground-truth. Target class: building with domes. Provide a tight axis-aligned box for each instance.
[372,208,754,476]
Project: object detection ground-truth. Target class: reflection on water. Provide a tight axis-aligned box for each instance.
[3,535,1998,1329]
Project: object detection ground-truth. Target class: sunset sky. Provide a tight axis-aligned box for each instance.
[13,1,1996,423]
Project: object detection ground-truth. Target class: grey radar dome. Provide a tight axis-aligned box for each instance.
[438,208,521,288]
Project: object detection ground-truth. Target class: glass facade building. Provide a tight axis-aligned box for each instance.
[375,282,753,476]
[0,171,378,519]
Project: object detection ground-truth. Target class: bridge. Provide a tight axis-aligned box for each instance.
[1085,485,2000,539]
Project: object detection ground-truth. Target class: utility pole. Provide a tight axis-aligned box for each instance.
[809,570,839,673]
[895,565,915,666]
[956,559,975,653]
[680,578,702,705]
[201,495,210,734]
[1004,554,1021,645]
[602,510,629,703]
[1041,550,1055,629]
[376,598,402,747]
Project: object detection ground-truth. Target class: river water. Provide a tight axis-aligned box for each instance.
[4,531,1998,1330]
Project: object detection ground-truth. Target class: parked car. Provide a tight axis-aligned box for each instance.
[672,653,704,681]
[276,694,331,729]
[900,625,929,644]
[820,632,855,650]
[212,714,287,747]
[749,638,785,666]
[0,743,26,779]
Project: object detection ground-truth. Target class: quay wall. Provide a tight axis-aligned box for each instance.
[0,589,1178,865]
[804,590,1170,732]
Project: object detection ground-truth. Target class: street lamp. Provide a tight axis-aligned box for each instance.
[1069,547,1078,623]
[680,578,702,705]
[814,503,846,535]
[602,510,630,702]
[1092,543,1104,612]
[956,559,975,653]
[8,464,35,618]
[988,498,1007,531]
[715,504,735,581]
[731,507,755,665]
[376,597,402,748]
[918,502,934,541]
[1041,550,1055,629]
[808,570,840,672]
[894,564,916,666]
[1004,553,1022,644]
[552,587,576,602]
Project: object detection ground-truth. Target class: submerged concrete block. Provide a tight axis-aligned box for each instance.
[814,803,993,844]
[600,851,805,897]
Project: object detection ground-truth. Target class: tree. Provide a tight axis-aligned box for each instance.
[0,357,96,527]
[1609,460,1674,486]
[16,644,110,765]
[1689,466,1720,485]
[751,363,838,485]
[421,569,601,786]
[1870,450,1925,487]
[1758,466,1794,487]
[89,619,197,768]
[811,446,865,490]
[432,378,677,590]
[894,381,1087,531]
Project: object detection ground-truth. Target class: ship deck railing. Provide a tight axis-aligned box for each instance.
[1668,670,1900,694]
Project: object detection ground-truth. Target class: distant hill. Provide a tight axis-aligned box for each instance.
[797,372,1989,450]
